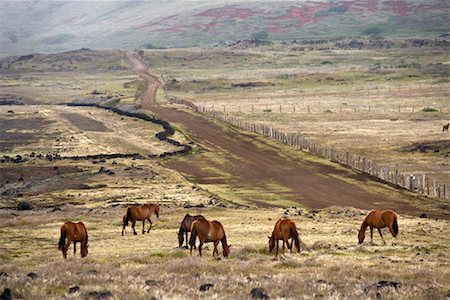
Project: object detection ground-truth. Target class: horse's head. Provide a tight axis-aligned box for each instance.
[155,204,160,218]
[178,231,184,248]
[358,229,365,244]
[81,244,89,258]
[223,244,231,258]
[268,235,275,252]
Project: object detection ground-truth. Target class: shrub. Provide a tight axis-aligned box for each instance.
[422,107,437,112]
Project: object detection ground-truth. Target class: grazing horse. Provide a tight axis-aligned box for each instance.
[268,218,300,257]
[189,219,231,258]
[178,214,206,248]
[122,204,159,236]
[58,222,88,259]
[358,210,398,245]
[443,123,449,132]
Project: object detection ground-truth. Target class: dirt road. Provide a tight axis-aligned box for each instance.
[126,53,428,216]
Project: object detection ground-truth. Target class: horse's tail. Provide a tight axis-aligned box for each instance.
[123,207,132,226]
[392,215,399,237]
[189,222,198,247]
[290,222,301,252]
[58,225,66,250]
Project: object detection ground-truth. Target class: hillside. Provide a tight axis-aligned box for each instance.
[1,0,449,56]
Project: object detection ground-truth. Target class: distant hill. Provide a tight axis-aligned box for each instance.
[0,0,448,56]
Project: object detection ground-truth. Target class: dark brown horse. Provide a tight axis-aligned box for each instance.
[443,123,449,132]
[189,219,231,257]
[358,210,398,245]
[178,214,206,248]
[58,221,88,259]
[268,218,300,257]
[122,204,159,235]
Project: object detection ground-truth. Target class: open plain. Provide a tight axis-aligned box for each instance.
[0,43,449,299]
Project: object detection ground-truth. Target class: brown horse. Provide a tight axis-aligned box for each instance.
[443,123,449,132]
[268,218,300,257]
[122,204,159,235]
[178,214,206,248]
[189,219,231,258]
[58,221,88,259]
[358,210,398,245]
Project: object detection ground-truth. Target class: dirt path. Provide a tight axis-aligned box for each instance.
[125,53,429,216]
[125,52,160,108]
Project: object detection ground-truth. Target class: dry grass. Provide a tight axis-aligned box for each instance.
[1,205,449,299]
[143,46,450,185]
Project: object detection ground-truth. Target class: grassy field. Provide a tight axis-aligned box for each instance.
[141,42,450,185]
[0,46,449,299]
[1,205,449,299]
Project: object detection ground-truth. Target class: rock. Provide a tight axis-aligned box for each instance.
[27,272,38,280]
[376,281,401,289]
[0,288,11,300]
[18,202,33,211]
[145,280,160,286]
[68,286,80,294]
[50,207,62,212]
[0,272,8,278]
[84,290,113,299]
[199,283,214,292]
[87,269,98,274]
[250,287,270,299]
[419,213,428,218]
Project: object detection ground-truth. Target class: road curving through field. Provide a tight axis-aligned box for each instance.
[126,52,444,218]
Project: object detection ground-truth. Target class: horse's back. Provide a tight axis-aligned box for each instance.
[366,210,396,227]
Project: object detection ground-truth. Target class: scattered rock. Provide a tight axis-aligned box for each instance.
[145,280,160,286]
[419,213,428,218]
[0,288,11,300]
[376,281,401,289]
[0,272,8,278]
[27,272,38,280]
[250,287,270,299]
[84,290,113,300]
[98,167,115,175]
[50,207,62,212]
[18,202,33,211]
[68,286,80,294]
[199,283,214,292]
[87,269,99,275]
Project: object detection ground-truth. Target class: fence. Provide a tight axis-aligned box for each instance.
[169,97,448,200]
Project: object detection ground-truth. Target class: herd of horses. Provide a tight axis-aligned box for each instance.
[58,204,399,259]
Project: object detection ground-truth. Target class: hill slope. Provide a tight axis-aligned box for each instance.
[0,0,449,56]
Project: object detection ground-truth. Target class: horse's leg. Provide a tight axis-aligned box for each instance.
[198,241,203,257]
[289,238,293,253]
[377,228,386,245]
[370,226,374,244]
[147,218,152,233]
[387,225,397,245]
[142,220,145,234]
[73,242,77,256]
[63,239,72,259]
[213,240,219,257]
[185,232,189,248]
[132,220,137,235]
[282,240,286,255]
[276,240,279,257]
[122,222,126,236]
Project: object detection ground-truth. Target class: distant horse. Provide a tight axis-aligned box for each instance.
[268,218,300,257]
[58,221,88,259]
[443,123,449,132]
[122,204,159,235]
[178,214,206,248]
[358,210,398,245]
[189,219,231,257]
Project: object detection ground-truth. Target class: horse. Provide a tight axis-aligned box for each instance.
[178,214,206,248]
[358,210,398,245]
[268,218,300,257]
[122,203,159,235]
[189,219,231,258]
[443,123,449,132]
[58,221,88,259]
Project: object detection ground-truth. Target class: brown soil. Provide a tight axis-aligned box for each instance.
[61,112,112,132]
[126,53,444,218]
